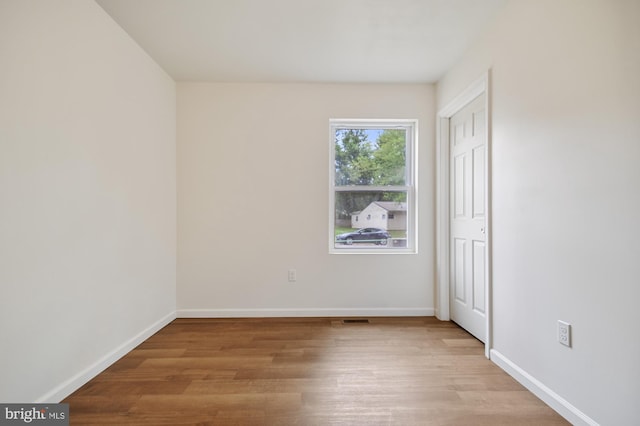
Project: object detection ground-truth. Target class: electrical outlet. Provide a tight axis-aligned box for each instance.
[288,269,297,282]
[558,320,571,347]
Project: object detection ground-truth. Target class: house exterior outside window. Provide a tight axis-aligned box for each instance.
[330,119,417,253]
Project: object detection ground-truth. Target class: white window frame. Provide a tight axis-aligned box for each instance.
[329,119,418,254]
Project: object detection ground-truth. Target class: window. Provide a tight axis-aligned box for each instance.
[330,119,417,253]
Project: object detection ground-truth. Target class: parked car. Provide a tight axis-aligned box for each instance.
[336,228,391,245]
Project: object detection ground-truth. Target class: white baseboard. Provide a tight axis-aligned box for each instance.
[36,311,177,403]
[490,349,599,426]
[177,307,434,318]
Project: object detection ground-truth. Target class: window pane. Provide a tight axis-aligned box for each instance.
[334,191,408,249]
[334,128,406,186]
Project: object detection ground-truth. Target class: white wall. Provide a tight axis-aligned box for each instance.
[437,1,640,424]
[0,1,176,402]
[177,83,434,316]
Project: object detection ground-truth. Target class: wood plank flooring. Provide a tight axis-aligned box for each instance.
[64,317,569,425]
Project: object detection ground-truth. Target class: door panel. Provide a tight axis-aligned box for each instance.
[454,123,465,145]
[472,145,486,218]
[454,238,466,303]
[473,108,485,137]
[472,241,486,314]
[454,154,466,217]
[450,94,487,342]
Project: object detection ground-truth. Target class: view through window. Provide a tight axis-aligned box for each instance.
[330,120,416,253]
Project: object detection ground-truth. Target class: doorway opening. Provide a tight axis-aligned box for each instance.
[436,72,492,358]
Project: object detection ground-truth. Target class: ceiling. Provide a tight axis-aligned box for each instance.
[95,0,506,83]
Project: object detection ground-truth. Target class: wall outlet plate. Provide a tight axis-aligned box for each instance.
[558,320,571,347]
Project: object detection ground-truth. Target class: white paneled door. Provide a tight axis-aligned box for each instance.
[450,94,487,342]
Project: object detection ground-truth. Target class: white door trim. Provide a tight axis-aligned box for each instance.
[436,71,492,358]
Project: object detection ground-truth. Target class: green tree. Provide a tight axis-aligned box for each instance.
[371,129,406,186]
[334,129,372,218]
[334,129,373,185]
[334,128,407,220]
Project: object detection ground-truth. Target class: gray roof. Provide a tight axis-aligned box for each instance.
[373,201,407,212]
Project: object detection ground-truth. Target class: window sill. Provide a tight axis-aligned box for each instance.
[329,246,417,255]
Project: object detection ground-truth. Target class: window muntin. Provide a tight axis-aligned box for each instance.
[330,120,417,253]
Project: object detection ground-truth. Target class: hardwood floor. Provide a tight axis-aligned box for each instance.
[64,317,568,425]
